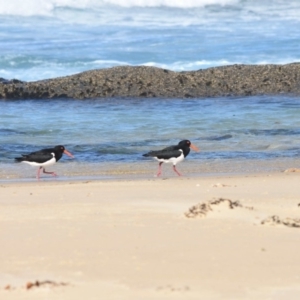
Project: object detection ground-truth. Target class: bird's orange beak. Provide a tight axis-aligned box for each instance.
[64,149,74,158]
[190,143,200,151]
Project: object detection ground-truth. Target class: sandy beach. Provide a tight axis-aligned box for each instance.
[1,172,300,299]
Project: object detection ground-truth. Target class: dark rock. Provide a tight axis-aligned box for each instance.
[1,63,300,99]
[0,78,24,85]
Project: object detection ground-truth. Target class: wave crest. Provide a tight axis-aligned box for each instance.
[0,0,239,16]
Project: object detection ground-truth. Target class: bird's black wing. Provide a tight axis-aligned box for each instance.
[26,152,54,163]
[143,145,182,159]
[28,148,54,156]
[15,149,54,163]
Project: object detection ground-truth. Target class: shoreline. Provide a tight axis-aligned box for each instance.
[0,169,298,187]
[0,169,298,185]
[0,171,284,185]
[1,157,300,183]
[1,172,300,299]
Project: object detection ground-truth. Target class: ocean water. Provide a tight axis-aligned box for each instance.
[1,0,300,81]
[1,0,300,180]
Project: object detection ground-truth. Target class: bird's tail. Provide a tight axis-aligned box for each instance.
[143,150,158,157]
[15,155,27,162]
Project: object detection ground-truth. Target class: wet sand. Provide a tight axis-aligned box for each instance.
[2,157,300,181]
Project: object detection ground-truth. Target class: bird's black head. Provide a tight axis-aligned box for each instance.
[178,140,191,147]
[54,145,65,153]
[53,145,74,160]
[177,140,199,157]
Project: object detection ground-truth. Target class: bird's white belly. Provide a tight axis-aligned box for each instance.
[22,155,56,167]
[154,152,185,165]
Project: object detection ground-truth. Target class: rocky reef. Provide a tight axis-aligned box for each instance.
[1,63,300,99]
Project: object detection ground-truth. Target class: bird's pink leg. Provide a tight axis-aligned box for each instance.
[173,165,182,176]
[43,168,57,177]
[36,167,42,180]
[156,162,163,177]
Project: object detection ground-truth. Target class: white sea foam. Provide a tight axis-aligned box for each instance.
[0,0,300,20]
[0,0,299,34]
[0,0,238,17]
[1,58,299,82]
[102,0,238,8]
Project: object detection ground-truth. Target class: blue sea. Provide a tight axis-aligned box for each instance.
[1,0,300,180]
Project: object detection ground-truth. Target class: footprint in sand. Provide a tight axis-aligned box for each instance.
[184,198,253,218]
[3,280,69,291]
[185,199,300,229]
[261,215,300,228]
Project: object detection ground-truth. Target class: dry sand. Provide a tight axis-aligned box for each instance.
[1,172,300,299]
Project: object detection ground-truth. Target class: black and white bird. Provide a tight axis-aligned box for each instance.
[15,145,74,180]
[143,140,199,177]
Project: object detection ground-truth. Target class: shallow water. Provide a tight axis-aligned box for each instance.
[1,96,300,180]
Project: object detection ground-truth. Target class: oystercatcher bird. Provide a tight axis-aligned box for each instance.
[15,145,74,180]
[143,140,199,176]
